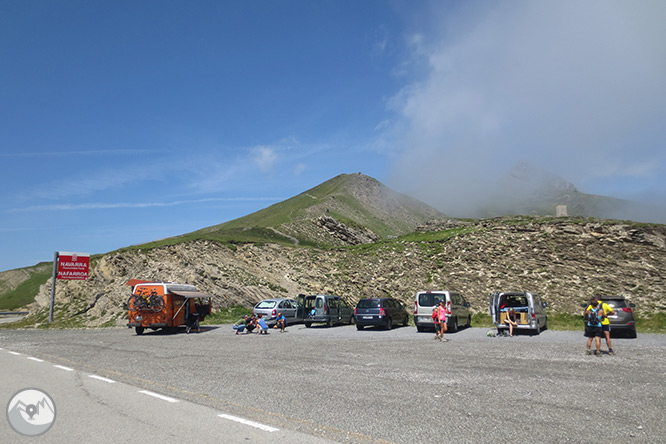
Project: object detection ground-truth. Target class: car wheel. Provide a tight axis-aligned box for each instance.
[356,324,364,331]
[416,325,424,332]
[385,317,393,330]
[326,318,333,328]
[304,322,312,328]
[135,327,144,335]
[627,328,637,338]
[450,318,458,333]
[467,315,472,328]
[403,315,409,327]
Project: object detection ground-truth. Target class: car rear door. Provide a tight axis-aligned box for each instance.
[489,292,501,324]
[339,298,352,322]
[329,297,341,321]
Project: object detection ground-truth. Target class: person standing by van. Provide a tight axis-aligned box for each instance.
[438,301,449,342]
[432,307,440,340]
[587,295,615,355]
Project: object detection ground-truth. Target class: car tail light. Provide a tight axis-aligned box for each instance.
[379,308,386,316]
[324,305,328,314]
[272,309,276,316]
[414,302,418,315]
[354,308,358,315]
[531,313,536,319]
[622,307,633,313]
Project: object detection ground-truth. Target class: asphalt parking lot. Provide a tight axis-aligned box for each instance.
[1,324,665,443]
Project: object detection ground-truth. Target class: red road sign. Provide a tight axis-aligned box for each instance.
[57,252,90,280]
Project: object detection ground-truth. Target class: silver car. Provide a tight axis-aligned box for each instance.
[598,296,637,338]
[252,298,303,327]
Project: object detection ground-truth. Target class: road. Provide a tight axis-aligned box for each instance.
[1,324,664,444]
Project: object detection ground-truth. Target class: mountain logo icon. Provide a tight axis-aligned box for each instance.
[6,388,56,436]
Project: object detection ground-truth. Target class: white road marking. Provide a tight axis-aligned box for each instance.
[88,374,116,383]
[54,365,74,371]
[28,357,44,362]
[217,413,279,432]
[138,390,179,403]
[8,351,21,355]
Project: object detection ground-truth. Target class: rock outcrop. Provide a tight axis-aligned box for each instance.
[29,217,666,327]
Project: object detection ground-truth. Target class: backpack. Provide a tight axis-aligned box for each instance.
[587,307,600,326]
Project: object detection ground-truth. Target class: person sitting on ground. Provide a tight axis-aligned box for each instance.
[504,308,518,337]
[245,315,257,334]
[273,312,287,332]
[233,315,248,335]
[256,314,269,334]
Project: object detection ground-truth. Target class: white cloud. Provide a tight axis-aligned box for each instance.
[252,146,278,173]
[9,197,282,213]
[385,0,666,215]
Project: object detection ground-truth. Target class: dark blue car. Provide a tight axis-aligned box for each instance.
[354,298,410,330]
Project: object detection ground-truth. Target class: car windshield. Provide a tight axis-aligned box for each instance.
[357,299,380,309]
[418,293,445,306]
[256,301,276,309]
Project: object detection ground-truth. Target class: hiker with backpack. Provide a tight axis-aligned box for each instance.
[584,299,605,356]
[587,295,615,355]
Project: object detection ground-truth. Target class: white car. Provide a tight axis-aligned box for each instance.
[252,298,303,326]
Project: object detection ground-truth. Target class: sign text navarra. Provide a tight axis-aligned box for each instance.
[57,253,90,280]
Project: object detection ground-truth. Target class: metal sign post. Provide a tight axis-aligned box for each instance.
[49,252,58,323]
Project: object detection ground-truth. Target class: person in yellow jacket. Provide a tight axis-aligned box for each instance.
[586,295,615,355]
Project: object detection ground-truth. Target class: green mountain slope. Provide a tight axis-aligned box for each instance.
[134,173,447,250]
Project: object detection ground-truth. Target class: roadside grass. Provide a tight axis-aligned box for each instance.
[471,311,666,334]
[0,269,51,310]
[634,313,666,333]
[3,305,665,334]
[546,312,584,331]
[202,305,253,325]
[471,312,494,328]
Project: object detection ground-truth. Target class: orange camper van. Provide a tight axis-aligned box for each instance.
[127,282,212,335]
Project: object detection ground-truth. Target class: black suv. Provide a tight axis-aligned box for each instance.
[354,298,410,330]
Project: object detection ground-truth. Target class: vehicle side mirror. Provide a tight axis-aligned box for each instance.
[580,303,587,308]
[542,302,548,307]
[465,302,471,307]
[629,303,636,308]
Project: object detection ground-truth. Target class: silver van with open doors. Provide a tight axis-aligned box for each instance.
[302,294,354,328]
[413,290,471,332]
[490,291,548,335]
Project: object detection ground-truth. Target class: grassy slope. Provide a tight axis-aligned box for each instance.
[0,264,51,310]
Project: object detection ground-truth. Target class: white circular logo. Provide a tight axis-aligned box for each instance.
[6,388,56,436]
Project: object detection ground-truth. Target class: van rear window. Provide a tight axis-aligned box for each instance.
[418,293,445,306]
[604,299,626,308]
[357,299,380,309]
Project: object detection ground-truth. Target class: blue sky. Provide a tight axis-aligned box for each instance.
[2,0,665,271]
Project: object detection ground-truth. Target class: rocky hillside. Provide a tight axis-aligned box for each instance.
[25,216,666,327]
